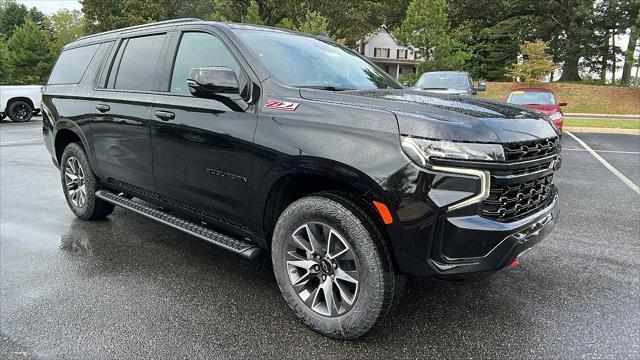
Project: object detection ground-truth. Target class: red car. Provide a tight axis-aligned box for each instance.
[506,88,567,132]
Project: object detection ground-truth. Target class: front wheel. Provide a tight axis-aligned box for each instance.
[7,100,33,122]
[60,142,114,220]
[271,193,404,339]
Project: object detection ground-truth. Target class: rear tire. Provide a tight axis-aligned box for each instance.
[271,192,404,339]
[60,142,114,220]
[0,112,6,120]
[7,100,33,122]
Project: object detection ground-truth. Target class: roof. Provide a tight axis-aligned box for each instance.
[360,25,403,46]
[422,71,470,75]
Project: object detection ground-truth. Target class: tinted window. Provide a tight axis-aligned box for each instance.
[507,91,556,105]
[234,30,400,90]
[48,44,100,85]
[114,34,166,91]
[170,32,241,94]
[415,73,470,89]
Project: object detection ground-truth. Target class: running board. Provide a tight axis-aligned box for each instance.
[95,190,262,260]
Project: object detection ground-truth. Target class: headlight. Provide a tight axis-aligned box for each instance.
[548,112,563,121]
[401,136,505,167]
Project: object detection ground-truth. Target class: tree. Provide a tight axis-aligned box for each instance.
[5,17,53,84]
[621,0,640,86]
[0,35,12,84]
[241,0,264,25]
[508,40,557,82]
[297,11,329,35]
[45,10,85,55]
[395,0,469,79]
[0,0,46,37]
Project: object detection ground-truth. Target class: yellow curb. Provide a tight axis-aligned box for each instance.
[564,127,640,135]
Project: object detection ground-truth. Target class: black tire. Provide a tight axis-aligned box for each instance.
[7,100,33,122]
[0,112,6,120]
[271,192,405,339]
[60,142,114,220]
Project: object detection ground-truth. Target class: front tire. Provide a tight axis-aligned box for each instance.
[7,100,33,122]
[60,142,114,220]
[272,193,404,339]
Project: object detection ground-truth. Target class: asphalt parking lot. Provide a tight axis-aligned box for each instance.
[1,118,639,359]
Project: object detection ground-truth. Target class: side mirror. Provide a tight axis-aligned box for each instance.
[475,81,487,92]
[558,100,568,107]
[187,66,239,98]
[187,66,249,111]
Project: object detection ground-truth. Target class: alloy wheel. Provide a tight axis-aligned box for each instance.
[64,157,87,208]
[11,104,29,120]
[286,222,360,317]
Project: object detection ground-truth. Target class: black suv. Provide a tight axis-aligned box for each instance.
[42,19,561,339]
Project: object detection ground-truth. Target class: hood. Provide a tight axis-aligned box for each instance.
[518,104,561,115]
[299,88,558,143]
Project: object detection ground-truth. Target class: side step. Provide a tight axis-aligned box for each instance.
[95,190,262,260]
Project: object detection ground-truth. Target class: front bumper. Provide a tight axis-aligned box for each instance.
[428,191,558,275]
[379,160,560,277]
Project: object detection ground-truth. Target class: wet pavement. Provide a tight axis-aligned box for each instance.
[1,119,639,359]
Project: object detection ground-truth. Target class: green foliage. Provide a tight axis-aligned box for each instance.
[395,0,469,76]
[241,0,264,25]
[297,11,329,35]
[275,17,296,30]
[508,40,557,83]
[0,35,12,83]
[0,0,45,37]
[45,10,85,55]
[5,18,53,84]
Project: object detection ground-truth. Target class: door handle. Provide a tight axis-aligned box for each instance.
[96,104,110,113]
[154,110,175,121]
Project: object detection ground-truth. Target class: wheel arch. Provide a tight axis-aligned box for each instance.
[257,157,399,259]
[6,97,35,111]
[53,121,91,165]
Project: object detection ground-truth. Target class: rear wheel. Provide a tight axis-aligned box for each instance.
[271,193,404,339]
[0,112,6,120]
[7,100,33,122]
[60,142,114,220]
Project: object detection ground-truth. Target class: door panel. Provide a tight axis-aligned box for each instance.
[151,31,258,232]
[151,99,257,232]
[91,98,154,189]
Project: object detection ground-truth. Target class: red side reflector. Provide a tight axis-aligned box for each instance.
[511,257,520,267]
[372,201,393,225]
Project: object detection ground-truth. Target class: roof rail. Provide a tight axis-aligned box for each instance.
[76,18,202,42]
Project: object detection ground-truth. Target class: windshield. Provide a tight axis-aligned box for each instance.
[234,30,401,90]
[415,73,469,89]
[507,91,556,105]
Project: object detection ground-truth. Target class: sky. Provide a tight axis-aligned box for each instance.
[13,0,81,15]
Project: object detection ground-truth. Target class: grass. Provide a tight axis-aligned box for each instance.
[480,82,640,115]
[563,119,640,129]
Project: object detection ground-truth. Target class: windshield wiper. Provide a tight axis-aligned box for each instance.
[297,85,356,91]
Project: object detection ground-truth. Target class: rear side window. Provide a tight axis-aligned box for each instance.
[48,44,100,85]
[113,34,166,91]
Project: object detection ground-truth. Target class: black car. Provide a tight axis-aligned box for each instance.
[42,19,561,339]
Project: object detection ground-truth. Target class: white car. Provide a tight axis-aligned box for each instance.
[0,85,43,122]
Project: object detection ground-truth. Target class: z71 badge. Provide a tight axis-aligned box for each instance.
[264,100,300,111]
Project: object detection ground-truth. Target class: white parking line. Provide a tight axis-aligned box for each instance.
[0,127,42,133]
[565,131,640,195]
[563,148,640,155]
[0,138,42,146]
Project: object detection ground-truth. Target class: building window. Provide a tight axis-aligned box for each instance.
[384,65,390,73]
[374,48,390,58]
[397,49,407,59]
[399,67,403,74]
[412,67,417,73]
[414,51,422,60]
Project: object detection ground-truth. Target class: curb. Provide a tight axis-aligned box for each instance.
[564,113,640,120]
[564,127,640,135]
